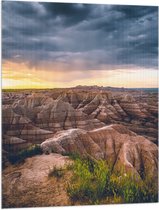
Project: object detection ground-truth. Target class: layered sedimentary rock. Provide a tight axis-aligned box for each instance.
[11,93,104,132]
[2,87,158,208]
[2,105,53,144]
[2,88,158,152]
[118,94,148,118]
[3,135,32,153]
[41,124,158,181]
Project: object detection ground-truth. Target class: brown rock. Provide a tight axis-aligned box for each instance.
[41,124,158,181]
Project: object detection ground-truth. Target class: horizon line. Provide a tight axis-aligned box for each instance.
[2,86,158,90]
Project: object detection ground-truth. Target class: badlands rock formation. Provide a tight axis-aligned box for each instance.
[3,89,158,140]
[2,87,158,207]
[2,87,158,177]
[41,124,158,181]
[12,93,104,131]
[2,105,53,143]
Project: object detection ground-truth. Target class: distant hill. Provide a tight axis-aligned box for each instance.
[73,85,158,93]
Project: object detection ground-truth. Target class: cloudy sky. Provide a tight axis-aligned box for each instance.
[2,1,158,88]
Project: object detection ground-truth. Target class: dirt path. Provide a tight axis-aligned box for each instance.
[2,154,73,208]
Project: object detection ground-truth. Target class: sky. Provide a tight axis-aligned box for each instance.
[2,1,158,89]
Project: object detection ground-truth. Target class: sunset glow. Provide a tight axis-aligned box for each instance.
[2,61,158,89]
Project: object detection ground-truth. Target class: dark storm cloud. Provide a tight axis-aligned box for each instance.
[113,5,157,19]
[41,3,94,26]
[2,1,158,70]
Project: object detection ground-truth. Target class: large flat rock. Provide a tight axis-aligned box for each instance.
[2,154,72,208]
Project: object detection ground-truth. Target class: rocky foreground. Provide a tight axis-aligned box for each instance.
[41,124,158,182]
[2,154,72,208]
[2,86,158,206]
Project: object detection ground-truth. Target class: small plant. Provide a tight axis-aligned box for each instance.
[48,166,65,178]
[110,170,158,203]
[63,152,81,160]
[67,156,158,204]
[8,144,43,164]
[67,157,111,204]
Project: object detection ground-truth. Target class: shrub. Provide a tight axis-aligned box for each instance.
[63,152,81,160]
[67,157,111,204]
[48,166,65,178]
[110,170,158,203]
[67,156,158,204]
[8,144,43,164]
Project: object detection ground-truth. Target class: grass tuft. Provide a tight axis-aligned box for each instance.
[48,166,65,178]
[67,156,158,204]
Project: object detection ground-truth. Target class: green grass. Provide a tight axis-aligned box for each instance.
[67,156,158,204]
[110,171,158,203]
[8,144,43,164]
